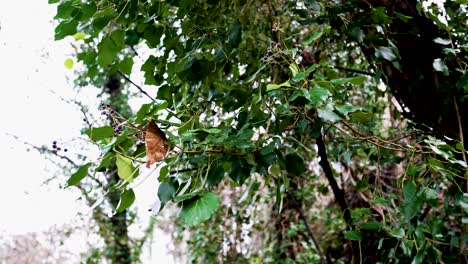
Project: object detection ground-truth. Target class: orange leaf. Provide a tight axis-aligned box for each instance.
[145,119,168,168]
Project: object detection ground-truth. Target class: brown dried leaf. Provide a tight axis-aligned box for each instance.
[145,119,168,168]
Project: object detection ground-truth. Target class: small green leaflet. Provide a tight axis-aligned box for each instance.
[344,230,362,240]
[116,154,138,182]
[67,162,92,187]
[389,227,405,238]
[285,153,306,175]
[114,189,135,213]
[330,76,367,85]
[402,181,423,221]
[84,126,114,141]
[73,32,87,40]
[158,179,178,208]
[97,30,125,66]
[361,221,381,230]
[335,104,360,115]
[179,192,220,226]
[292,64,320,82]
[174,191,204,203]
[247,65,266,83]
[267,81,292,91]
[303,31,323,45]
[308,86,330,105]
[64,58,74,69]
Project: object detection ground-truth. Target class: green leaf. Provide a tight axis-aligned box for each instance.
[292,65,320,82]
[206,162,225,188]
[54,19,78,40]
[141,55,158,85]
[303,31,323,45]
[125,29,140,45]
[158,178,178,210]
[229,157,250,185]
[318,107,341,122]
[118,57,134,75]
[370,196,391,206]
[389,227,405,238]
[64,58,74,69]
[285,153,306,175]
[174,191,204,203]
[403,181,417,201]
[308,86,330,105]
[362,221,381,230]
[179,192,220,226]
[49,0,59,3]
[267,81,291,91]
[55,2,77,19]
[375,46,398,61]
[97,30,125,66]
[116,154,137,182]
[114,189,135,213]
[344,230,362,240]
[96,153,114,172]
[84,126,114,141]
[331,76,367,86]
[432,58,449,76]
[228,20,242,47]
[67,163,92,187]
[402,181,422,220]
[349,111,373,122]
[73,32,86,41]
[335,104,360,115]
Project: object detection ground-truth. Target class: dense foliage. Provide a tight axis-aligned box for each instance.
[50,0,467,263]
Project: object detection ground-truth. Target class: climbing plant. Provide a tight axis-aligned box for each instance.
[49,0,467,263]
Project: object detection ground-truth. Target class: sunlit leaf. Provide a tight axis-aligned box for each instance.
[267,81,291,91]
[116,154,137,182]
[73,32,87,40]
[318,107,341,122]
[64,58,74,69]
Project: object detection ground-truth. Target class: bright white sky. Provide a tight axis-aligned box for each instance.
[0,1,173,263]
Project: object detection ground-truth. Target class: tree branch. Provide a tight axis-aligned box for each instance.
[315,134,350,222]
[316,133,359,260]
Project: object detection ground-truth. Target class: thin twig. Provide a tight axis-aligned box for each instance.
[117,70,157,103]
[453,97,467,164]
[183,149,245,156]
[169,167,200,174]
[334,66,374,76]
[290,195,330,264]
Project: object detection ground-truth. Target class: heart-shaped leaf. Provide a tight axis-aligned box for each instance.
[179,192,220,226]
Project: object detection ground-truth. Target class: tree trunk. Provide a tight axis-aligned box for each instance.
[353,0,466,143]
